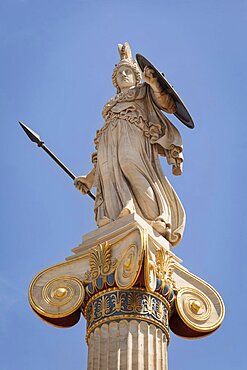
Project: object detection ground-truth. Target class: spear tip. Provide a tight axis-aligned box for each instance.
[19,121,43,145]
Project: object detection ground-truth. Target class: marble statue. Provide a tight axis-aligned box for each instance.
[28,43,224,370]
[75,42,185,247]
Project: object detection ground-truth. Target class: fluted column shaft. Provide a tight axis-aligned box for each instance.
[87,320,168,370]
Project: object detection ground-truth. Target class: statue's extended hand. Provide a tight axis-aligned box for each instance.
[74,176,91,195]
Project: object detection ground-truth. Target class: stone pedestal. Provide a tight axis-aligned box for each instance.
[28,214,224,369]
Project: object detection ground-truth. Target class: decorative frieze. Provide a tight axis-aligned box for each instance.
[83,288,169,342]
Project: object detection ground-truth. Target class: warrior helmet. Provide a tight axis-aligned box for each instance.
[112,42,142,92]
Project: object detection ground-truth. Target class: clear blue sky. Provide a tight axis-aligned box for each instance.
[1,0,246,369]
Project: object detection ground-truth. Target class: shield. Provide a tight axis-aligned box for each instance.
[136,54,194,129]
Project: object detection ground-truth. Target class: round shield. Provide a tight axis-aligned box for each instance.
[136,54,194,129]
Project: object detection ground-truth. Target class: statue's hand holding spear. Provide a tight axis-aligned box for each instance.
[74,171,95,196]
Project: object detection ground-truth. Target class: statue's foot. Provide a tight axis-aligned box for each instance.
[98,217,112,227]
[151,219,171,239]
[118,208,131,219]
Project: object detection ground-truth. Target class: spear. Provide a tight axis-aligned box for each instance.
[19,121,95,201]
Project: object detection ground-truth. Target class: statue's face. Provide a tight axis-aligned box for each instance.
[116,65,136,91]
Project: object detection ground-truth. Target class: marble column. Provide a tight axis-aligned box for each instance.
[83,286,170,370]
[87,320,168,370]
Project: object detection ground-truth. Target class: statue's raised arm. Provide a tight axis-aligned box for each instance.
[75,42,189,247]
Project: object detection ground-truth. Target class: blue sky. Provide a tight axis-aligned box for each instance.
[1,0,246,369]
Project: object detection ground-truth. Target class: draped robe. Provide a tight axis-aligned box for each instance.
[92,83,185,246]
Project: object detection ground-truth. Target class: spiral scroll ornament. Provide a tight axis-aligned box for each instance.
[29,276,85,319]
[144,258,157,292]
[115,244,143,289]
[175,287,224,332]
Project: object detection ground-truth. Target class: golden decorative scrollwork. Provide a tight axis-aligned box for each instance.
[156,248,175,287]
[84,242,117,281]
[29,276,85,319]
[126,291,143,312]
[115,243,143,289]
[144,247,176,293]
[175,287,223,332]
[156,300,165,321]
[97,295,111,318]
[111,291,125,312]
[145,259,157,292]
